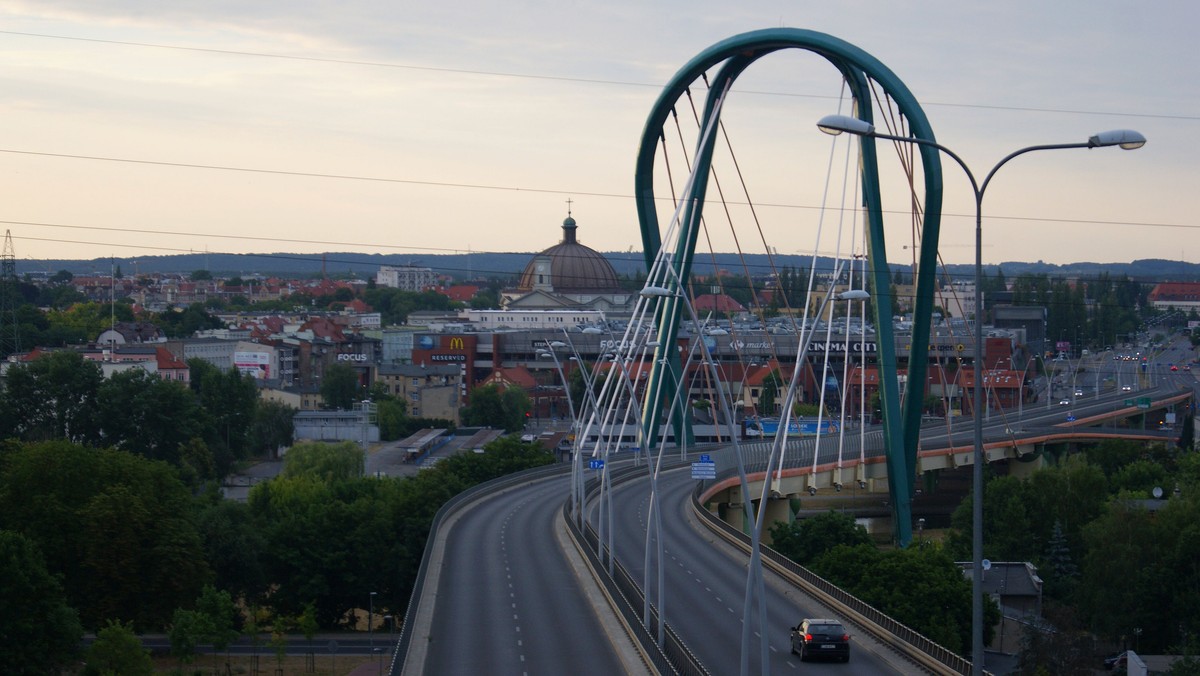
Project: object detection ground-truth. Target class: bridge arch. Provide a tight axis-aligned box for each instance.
[634,28,945,545]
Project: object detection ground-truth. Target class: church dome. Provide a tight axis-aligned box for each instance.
[518,215,621,293]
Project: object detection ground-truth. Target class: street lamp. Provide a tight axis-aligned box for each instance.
[817,113,1144,676]
[368,591,377,650]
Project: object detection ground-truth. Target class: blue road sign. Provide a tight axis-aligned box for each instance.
[691,461,716,480]
[588,459,605,470]
[1065,415,1077,422]
[699,454,712,463]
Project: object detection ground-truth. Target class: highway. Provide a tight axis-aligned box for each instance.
[604,465,931,675]
[403,336,1196,675]
[419,473,647,675]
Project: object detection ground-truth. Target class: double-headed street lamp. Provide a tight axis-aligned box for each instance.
[817,113,1144,675]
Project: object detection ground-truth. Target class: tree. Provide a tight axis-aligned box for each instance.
[168,608,204,666]
[768,510,872,566]
[190,359,259,471]
[195,585,238,673]
[84,620,153,676]
[0,442,211,629]
[321,362,363,410]
[196,500,269,605]
[0,530,83,672]
[97,368,207,465]
[191,269,213,280]
[460,383,506,429]
[810,543,995,654]
[376,398,410,441]
[283,441,364,481]
[251,400,296,457]
[0,350,103,444]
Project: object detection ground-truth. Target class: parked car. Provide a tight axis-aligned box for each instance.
[790,618,850,662]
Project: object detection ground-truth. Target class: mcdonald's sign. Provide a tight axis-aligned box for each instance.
[448,337,465,350]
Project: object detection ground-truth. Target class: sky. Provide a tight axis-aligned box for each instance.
[0,0,1195,274]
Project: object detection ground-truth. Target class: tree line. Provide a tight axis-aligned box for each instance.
[0,435,553,671]
[768,437,1200,672]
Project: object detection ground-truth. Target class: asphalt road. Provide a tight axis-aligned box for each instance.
[603,466,931,675]
[422,473,644,675]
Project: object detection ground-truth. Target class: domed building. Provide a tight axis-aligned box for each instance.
[502,212,635,315]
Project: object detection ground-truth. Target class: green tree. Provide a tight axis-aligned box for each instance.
[810,543,996,654]
[155,303,223,338]
[283,441,364,481]
[168,607,204,666]
[768,510,872,566]
[0,350,103,444]
[97,368,207,465]
[191,269,213,280]
[376,398,410,441]
[321,362,363,410]
[196,585,239,672]
[84,620,153,676]
[196,500,269,605]
[190,359,259,471]
[0,442,211,629]
[0,530,84,672]
[251,400,297,457]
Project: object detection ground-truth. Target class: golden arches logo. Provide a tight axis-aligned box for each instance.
[448,337,465,350]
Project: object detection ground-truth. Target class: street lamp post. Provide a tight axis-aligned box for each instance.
[368,591,377,650]
[817,113,1144,676]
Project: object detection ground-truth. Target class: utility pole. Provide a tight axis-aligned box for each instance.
[0,231,19,357]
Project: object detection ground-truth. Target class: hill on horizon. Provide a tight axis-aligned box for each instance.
[15,252,1200,283]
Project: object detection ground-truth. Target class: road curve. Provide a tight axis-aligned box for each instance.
[422,473,647,675]
[604,465,932,675]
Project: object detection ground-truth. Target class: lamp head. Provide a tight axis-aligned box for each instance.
[817,114,875,137]
[1088,129,1146,150]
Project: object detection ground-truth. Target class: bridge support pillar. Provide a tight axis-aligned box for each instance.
[760,496,792,539]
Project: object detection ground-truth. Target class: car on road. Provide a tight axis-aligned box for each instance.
[790,618,850,662]
[1121,385,1132,392]
[1059,398,1071,406]
[1074,389,1085,397]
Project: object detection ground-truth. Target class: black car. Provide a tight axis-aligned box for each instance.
[790,618,850,662]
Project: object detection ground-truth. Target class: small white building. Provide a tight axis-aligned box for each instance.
[377,265,437,292]
[462,309,605,331]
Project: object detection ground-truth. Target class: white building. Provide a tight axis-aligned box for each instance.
[377,265,437,292]
[462,309,605,331]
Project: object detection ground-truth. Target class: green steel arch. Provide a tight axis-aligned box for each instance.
[634,28,945,546]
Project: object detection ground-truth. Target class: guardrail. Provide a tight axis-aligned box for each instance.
[690,481,983,675]
[389,462,569,675]
[566,459,712,676]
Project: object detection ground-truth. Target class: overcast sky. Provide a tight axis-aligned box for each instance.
[0,1,1194,273]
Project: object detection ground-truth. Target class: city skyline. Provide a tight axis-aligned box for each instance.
[0,1,1194,266]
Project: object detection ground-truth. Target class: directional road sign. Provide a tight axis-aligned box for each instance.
[691,461,716,480]
[588,459,605,470]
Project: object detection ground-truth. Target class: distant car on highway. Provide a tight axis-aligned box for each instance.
[790,618,850,662]
[1059,399,1071,406]
[1121,385,1132,392]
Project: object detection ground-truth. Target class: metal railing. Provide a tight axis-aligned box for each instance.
[691,480,980,675]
